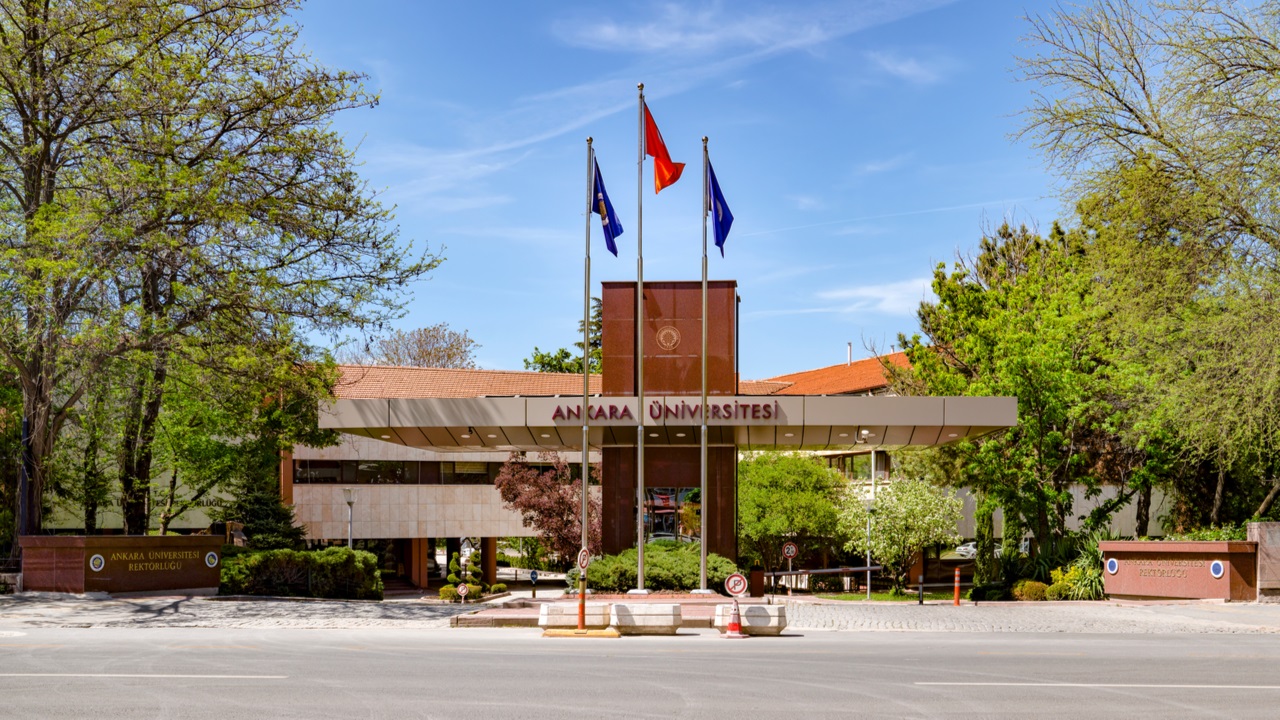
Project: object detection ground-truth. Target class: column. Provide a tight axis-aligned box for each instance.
[482,537,498,587]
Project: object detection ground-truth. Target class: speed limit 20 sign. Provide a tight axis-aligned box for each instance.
[782,542,798,560]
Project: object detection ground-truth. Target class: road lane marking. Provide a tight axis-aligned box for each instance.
[918,682,1280,689]
[977,652,1086,657]
[167,645,259,650]
[0,644,65,648]
[0,673,286,679]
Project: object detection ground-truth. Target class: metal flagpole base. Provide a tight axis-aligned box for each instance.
[626,588,652,595]
[690,589,715,595]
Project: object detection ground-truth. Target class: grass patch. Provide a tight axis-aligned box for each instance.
[817,591,954,602]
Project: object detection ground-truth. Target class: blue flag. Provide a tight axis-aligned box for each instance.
[591,159,623,256]
[707,159,733,256]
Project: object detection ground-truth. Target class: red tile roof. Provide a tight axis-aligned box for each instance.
[336,365,600,399]
[334,352,908,400]
[750,352,909,396]
[737,379,792,395]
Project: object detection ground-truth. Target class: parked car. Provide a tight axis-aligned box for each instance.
[954,541,977,559]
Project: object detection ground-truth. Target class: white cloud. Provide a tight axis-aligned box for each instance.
[857,152,911,174]
[553,1,956,57]
[365,1,957,216]
[787,194,824,211]
[866,50,952,85]
[818,277,936,316]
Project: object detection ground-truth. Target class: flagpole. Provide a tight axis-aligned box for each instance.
[580,138,594,630]
[697,136,710,593]
[631,82,649,595]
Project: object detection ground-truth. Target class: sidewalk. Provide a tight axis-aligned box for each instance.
[4,590,1279,633]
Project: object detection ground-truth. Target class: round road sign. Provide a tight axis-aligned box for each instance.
[577,548,591,570]
[1210,560,1225,579]
[529,569,539,583]
[1105,557,1118,575]
[456,583,469,597]
[782,542,798,560]
[724,573,748,597]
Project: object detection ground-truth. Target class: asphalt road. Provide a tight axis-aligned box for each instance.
[2,627,1278,719]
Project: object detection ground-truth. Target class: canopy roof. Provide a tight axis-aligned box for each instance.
[320,395,1016,452]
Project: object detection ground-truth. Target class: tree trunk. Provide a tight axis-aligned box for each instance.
[159,469,177,535]
[1134,484,1151,538]
[974,494,997,585]
[1254,480,1280,520]
[82,437,100,535]
[1210,464,1226,526]
[119,348,170,535]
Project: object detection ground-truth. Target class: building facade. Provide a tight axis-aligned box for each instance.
[312,280,1016,587]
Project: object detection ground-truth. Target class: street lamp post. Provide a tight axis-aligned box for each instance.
[343,488,356,550]
[865,447,876,601]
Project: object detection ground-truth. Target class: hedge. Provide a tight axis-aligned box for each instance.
[568,541,738,593]
[219,546,383,600]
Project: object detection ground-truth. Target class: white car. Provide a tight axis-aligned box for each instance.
[954,541,977,559]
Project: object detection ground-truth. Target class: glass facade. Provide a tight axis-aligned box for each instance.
[643,487,701,543]
[293,460,498,485]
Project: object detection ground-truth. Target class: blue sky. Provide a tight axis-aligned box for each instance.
[296,0,1062,380]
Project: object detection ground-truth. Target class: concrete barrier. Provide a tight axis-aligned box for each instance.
[713,604,787,635]
[610,603,682,635]
[538,602,611,629]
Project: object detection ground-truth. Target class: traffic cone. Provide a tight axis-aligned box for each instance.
[723,598,748,640]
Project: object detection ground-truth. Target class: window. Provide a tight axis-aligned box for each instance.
[294,460,341,484]
[441,461,493,485]
[357,461,417,485]
[294,460,420,484]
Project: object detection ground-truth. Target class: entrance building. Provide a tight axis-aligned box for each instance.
[309,280,1016,583]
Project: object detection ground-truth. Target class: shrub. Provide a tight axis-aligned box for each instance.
[439,585,459,602]
[1045,582,1070,601]
[219,547,383,600]
[1013,579,1048,601]
[1165,524,1248,542]
[489,583,507,594]
[1050,560,1105,601]
[967,583,1009,601]
[567,542,738,593]
[809,574,846,593]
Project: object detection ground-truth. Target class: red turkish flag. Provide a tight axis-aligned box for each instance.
[644,102,685,193]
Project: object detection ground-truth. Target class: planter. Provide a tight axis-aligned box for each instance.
[1099,540,1256,602]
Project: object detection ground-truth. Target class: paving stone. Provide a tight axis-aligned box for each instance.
[784,599,1280,634]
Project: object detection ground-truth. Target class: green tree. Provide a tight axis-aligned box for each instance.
[737,452,843,575]
[0,0,438,534]
[898,224,1158,556]
[838,477,963,593]
[1020,0,1280,256]
[524,297,602,374]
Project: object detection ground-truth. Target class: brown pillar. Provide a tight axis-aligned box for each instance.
[419,538,432,590]
[482,537,498,586]
[279,450,294,504]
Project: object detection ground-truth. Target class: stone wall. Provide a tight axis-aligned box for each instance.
[1248,522,1280,603]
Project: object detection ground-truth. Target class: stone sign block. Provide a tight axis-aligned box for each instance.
[20,536,223,595]
[1099,541,1256,602]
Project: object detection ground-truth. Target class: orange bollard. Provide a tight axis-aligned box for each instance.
[953,567,961,606]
